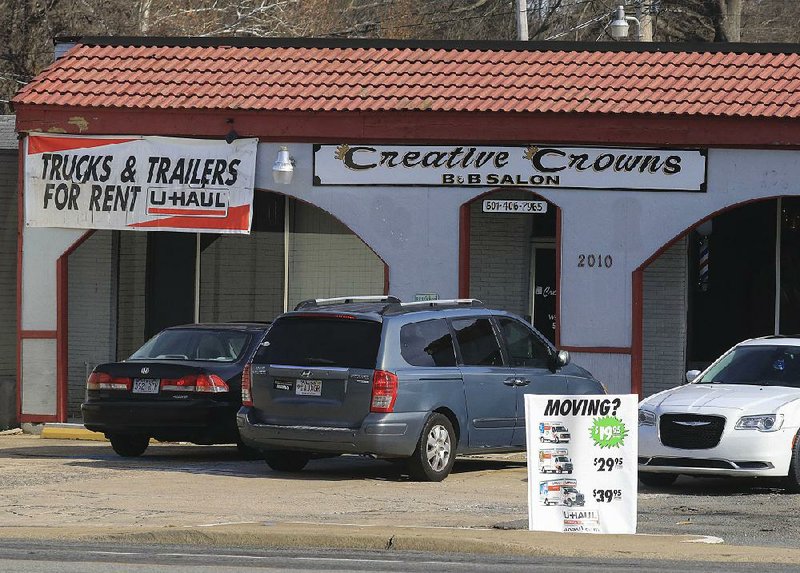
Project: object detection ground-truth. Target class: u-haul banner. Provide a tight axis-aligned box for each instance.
[24,134,258,234]
[526,394,638,534]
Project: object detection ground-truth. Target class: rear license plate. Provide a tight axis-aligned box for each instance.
[133,378,160,394]
[295,379,322,396]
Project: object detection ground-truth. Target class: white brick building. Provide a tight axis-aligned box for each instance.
[8,39,800,423]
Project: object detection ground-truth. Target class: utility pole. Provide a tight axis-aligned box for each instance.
[636,1,654,42]
[140,0,152,34]
[516,0,529,41]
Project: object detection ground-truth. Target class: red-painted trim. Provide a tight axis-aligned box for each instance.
[555,209,562,348]
[638,196,780,271]
[56,257,67,422]
[458,204,470,298]
[14,107,800,148]
[15,134,86,424]
[631,269,644,398]
[56,231,94,423]
[61,231,97,259]
[20,330,57,339]
[561,345,632,355]
[631,195,786,399]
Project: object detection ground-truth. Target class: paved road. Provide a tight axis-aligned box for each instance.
[1,433,799,564]
[0,541,795,573]
[638,474,800,548]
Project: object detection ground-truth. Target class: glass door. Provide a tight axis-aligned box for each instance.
[529,240,557,343]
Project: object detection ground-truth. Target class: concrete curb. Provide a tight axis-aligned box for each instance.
[2,522,800,564]
[40,423,107,442]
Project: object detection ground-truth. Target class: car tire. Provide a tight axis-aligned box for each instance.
[109,434,149,457]
[408,413,457,482]
[264,450,311,472]
[638,472,678,488]
[784,431,800,493]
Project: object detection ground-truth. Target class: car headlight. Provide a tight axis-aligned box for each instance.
[735,414,784,432]
[638,409,656,426]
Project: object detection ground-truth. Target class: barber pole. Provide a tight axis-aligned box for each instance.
[699,235,710,292]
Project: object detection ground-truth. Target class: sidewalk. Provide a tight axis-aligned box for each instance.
[2,432,799,563]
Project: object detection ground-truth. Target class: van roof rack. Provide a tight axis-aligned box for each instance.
[395,298,484,310]
[294,295,402,311]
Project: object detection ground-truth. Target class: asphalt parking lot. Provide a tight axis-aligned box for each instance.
[1,432,800,563]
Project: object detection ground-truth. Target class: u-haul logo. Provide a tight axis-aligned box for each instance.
[146,187,229,218]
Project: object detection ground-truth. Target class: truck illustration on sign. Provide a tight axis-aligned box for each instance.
[539,421,571,443]
[539,448,573,474]
[540,479,585,507]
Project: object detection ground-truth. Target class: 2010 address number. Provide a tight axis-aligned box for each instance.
[578,254,613,268]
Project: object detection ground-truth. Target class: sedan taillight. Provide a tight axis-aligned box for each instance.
[87,372,131,391]
[161,374,229,393]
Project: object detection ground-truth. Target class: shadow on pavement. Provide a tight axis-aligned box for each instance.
[639,474,793,496]
[0,441,527,482]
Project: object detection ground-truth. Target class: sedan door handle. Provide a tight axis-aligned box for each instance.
[515,378,531,386]
[503,377,518,386]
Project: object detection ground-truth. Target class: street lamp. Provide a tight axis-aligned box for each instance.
[610,5,641,41]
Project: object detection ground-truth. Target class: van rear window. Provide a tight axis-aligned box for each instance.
[255,316,381,369]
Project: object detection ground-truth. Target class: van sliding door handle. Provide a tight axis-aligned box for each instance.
[503,377,518,386]
[515,378,531,386]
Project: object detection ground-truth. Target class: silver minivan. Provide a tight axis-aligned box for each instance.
[237,296,605,481]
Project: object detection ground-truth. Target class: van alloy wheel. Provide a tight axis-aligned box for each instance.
[426,424,451,472]
[408,413,457,482]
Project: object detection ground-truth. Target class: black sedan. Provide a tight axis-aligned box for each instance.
[81,322,270,457]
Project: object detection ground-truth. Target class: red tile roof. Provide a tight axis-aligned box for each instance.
[13,39,800,118]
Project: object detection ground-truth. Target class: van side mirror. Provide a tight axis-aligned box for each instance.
[685,369,701,384]
[550,349,570,372]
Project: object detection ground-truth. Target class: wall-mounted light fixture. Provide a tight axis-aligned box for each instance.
[272,146,295,185]
[225,118,238,144]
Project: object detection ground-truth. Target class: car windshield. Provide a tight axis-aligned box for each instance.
[129,329,251,362]
[696,344,800,388]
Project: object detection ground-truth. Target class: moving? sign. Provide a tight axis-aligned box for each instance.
[24,134,258,234]
[525,394,638,534]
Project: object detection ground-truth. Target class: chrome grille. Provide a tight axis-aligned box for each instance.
[659,414,725,449]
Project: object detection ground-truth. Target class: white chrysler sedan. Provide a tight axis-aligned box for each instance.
[638,337,800,491]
